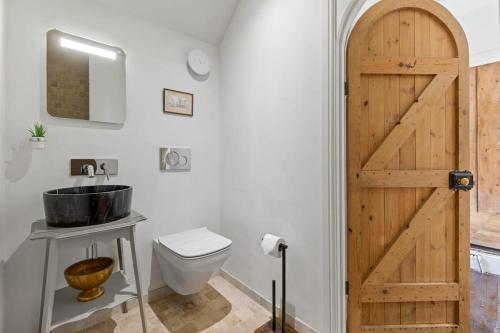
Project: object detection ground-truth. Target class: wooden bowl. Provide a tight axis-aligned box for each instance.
[64,257,114,302]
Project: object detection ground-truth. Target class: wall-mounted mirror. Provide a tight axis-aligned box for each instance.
[46,29,126,124]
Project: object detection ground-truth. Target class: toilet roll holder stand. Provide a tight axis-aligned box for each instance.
[256,243,298,333]
[276,243,288,332]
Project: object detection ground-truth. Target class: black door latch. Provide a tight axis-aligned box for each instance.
[449,170,474,191]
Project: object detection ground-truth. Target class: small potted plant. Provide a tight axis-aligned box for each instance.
[28,123,47,149]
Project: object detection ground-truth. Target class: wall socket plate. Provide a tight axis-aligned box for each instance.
[160,147,191,171]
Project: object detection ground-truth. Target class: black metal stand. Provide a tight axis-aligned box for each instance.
[280,244,287,333]
[272,280,276,330]
[257,243,296,333]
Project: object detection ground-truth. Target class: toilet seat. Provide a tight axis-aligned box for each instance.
[157,227,232,260]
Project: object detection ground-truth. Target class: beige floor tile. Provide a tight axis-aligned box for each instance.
[75,275,270,333]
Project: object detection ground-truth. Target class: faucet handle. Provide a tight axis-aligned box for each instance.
[100,163,110,181]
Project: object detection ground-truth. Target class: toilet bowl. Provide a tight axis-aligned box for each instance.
[154,227,232,295]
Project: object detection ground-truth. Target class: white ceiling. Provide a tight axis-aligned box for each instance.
[90,0,240,45]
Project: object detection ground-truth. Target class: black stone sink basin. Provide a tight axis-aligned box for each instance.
[43,185,132,228]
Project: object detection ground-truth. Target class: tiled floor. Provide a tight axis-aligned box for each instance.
[77,275,271,333]
[471,269,500,332]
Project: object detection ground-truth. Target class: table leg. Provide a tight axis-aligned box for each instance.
[130,226,147,332]
[39,239,58,333]
[117,238,128,313]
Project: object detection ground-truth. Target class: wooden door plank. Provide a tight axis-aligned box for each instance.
[362,73,457,171]
[359,170,449,188]
[360,66,372,325]
[470,212,500,250]
[347,25,364,333]
[476,65,493,211]
[445,83,458,323]
[469,67,478,213]
[443,33,458,324]
[364,188,455,285]
[429,17,448,324]
[456,17,471,332]
[382,9,402,326]
[362,324,458,333]
[361,283,460,303]
[414,8,433,325]
[477,62,500,213]
[367,15,386,325]
[398,8,417,325]
[361,57,459,75]
[360,31,373,325]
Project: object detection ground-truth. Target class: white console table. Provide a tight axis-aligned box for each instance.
[29,211,148,333]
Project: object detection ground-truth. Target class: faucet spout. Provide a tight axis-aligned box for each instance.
[81,164,95,178]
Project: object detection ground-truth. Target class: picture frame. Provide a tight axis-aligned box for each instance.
[163,88,194,116]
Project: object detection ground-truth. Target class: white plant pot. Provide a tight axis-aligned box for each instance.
[30,137,46,150]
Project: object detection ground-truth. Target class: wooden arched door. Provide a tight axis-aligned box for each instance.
[346,0,470,332]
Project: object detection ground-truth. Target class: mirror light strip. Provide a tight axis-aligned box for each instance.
[60,38,116,60]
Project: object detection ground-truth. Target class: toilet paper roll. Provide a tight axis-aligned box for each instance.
[261,234,287,258]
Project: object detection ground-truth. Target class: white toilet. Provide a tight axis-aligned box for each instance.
[154,227,232,295]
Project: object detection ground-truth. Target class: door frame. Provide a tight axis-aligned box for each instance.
[329,0,370,332]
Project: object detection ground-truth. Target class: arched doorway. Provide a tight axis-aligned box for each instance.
[345,0,470,331]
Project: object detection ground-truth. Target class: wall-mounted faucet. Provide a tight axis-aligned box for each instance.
[71,159,118,178]
[81,164,95,178]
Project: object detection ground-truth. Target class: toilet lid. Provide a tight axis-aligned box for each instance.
[158,227,232,258]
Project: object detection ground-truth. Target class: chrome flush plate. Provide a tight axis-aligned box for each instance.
[160,147,191,171]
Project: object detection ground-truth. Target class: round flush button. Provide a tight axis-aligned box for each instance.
[166,151,180,166]
[179,155,188,166]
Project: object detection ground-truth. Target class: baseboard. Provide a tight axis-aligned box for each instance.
[219,269,317,333]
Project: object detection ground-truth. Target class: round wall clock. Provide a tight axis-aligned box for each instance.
[187,49,211,76]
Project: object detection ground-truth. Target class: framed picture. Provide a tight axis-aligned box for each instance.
[163,88,194,116]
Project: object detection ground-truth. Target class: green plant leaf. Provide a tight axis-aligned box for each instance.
[29,123,46,137]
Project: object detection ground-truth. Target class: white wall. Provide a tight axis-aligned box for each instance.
[219,0,328,331]
[0,0,6,330]
[3,0,221,331]
[439,0,500,67]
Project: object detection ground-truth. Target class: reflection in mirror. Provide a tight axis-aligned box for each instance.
[46,29,126,124]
